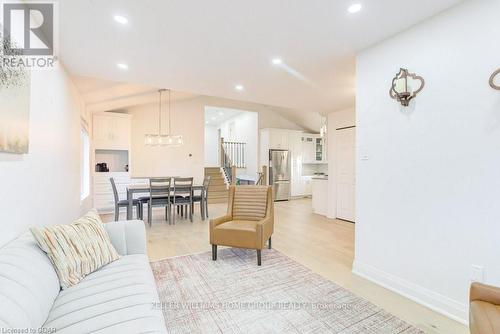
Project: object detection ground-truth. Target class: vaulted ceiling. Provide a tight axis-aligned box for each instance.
[60,0,464,115]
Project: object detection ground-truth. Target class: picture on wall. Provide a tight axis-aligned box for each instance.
[0,65,31,154]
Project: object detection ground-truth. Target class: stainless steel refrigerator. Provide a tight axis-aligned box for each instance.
[269,149,291,201]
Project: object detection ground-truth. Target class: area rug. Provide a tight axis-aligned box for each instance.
[150,249,424,334]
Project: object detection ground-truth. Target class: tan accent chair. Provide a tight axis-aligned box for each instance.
[470,282,500,334]
[210,185,274,266]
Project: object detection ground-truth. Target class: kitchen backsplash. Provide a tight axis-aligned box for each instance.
[302,163,328,176]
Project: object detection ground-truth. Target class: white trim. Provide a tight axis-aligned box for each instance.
[352,260,468,325]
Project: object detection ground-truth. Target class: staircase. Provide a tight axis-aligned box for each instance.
[204,167,229,203]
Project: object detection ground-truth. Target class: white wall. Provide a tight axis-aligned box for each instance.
[127,94,305,182]
[0,66,89,246]
[219,111,259,177]
[354,0,500,323]
[204,125,219,167]
[327,108,355,219]
[128,98,205,183]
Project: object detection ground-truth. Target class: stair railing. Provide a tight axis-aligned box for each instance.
[220,138,237,186]
[256,166,268,186]
[221,138,246,168]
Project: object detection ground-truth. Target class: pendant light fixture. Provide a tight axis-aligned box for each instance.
[319,114,327,138]
[144,89,183,147]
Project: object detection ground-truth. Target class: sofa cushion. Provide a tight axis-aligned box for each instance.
[0,233,60,330]
[42,254,166,334]
[232,186,268,221]
[30,209,120,289]
[213,220,259,249]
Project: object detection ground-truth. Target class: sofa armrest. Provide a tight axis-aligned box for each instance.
[104,220,147,256]
[470,282,500,305]
[210,214,232,229]
[257,216,273,248]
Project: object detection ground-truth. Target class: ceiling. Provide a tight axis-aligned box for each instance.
[60,0,464,114]
[205,106,246,127]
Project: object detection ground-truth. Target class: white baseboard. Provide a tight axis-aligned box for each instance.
[352,260,468,325]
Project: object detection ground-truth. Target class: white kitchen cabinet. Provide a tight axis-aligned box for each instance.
[301,135,316,163]
[93,112,132,150]
[312,177,328,216]
[264,129,289,150]
[301,175,313,196]
[302,135,327,164]
[93,172,130,212]
[315,137,327,163]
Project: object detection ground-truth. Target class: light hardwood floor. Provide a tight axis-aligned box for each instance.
[102,198,467,334]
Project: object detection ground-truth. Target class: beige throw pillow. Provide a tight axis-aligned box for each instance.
[30,209,119,289]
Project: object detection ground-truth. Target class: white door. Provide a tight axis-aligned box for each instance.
[336,127,356,222]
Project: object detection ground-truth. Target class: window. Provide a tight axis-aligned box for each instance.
[80,128,90,201]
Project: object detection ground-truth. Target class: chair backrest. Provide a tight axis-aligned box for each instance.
[149,178,171,200]
[110,177,119,203]
[231,185,271,221]
[173,177,193,198]
[203,176,211,197]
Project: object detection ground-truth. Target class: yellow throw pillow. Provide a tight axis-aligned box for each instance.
[30,209,119,289]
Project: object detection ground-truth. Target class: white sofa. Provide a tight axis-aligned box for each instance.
[0,220,167,334]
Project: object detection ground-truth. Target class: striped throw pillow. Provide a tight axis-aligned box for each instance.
[30,209,119,289]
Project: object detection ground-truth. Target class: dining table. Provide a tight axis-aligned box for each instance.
[126,183,205,220]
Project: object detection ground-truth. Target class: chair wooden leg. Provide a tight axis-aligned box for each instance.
[189,204,193,222]
[136,203,142,220]
[268,237,272,249]
[200,201,205,221]
[172,206,176,225]
[205,200,209,218]
[257,250,262,266]
[114,205,119,222]
[148,204,152,226]
[212,245,217,261]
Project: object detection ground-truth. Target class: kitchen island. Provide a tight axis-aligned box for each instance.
[312,176,328,216]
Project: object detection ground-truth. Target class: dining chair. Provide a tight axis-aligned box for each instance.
[137,176,175,220]
[110,177,142,221]
[170,177,194,224]
[192,176,211,220]
[147,178,172,226]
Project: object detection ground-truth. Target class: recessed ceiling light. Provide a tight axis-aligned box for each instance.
[116,63,128,70]
[272,58,283,65]
[218,111,224,116]
[235,85,244,91]
[211,116,216,121]
[347,3,362,13]
[114,15,128,24]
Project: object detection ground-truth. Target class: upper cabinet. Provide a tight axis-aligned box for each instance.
[268,129,289,150]
[301,135,327,164]
[93,112,132,150]
[315,137,327,163]
[301,135,316,163]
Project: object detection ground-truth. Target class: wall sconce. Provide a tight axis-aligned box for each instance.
[389,68,425,107]
[490,69,500,90]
